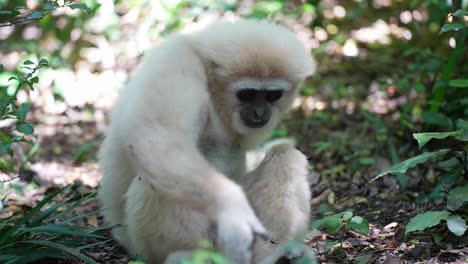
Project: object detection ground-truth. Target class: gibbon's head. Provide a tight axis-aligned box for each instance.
[192,20,315,135]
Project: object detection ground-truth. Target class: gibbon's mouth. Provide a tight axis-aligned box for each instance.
[244,118,269,128]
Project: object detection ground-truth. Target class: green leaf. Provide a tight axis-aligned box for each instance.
[314,141,332,154]
[414,82,425,93]
[68,3,92,14]
[30,76,39,84]
[58,208,107,224]
[457,119,468,131]
[452,9,468,17]
[348,216,370,235]
[441,22,466,33]
[359,157,375,165]
[17,123,34,135]
[449,79,468,88]
[25,11,44,20]
[18,103,30,121]
[413,130,463,149]
[432,234,443,244]
[447,185,468,211]
[39,58,49,66]
[322,216,343,234]
[311,219,324,230]
[43,2,58,11]
[45,192,96,222]
[405,211,450,233]
[372,149,450,182]
[19,224,107,239]
[340,210,353,221]
[20,240,96,264]
[0,186,66,246]
[422,111,452,128]
[15,249,69,263]
[0,10,12,15]
[23,60,35,65]
[72,140,99,162]
[446,215,467,236]
[270,128,288,137]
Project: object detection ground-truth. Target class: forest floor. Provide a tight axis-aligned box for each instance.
[1,99,467,264]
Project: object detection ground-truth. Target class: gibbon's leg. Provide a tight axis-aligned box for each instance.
[98,139,134,250]
[125,176,209,263]
[242,144,311,262]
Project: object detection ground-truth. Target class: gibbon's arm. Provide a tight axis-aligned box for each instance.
[129,120,265,263]
[125,75,267,262]
[124,73,265,232]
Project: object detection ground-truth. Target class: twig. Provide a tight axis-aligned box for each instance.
[1,176,19,183]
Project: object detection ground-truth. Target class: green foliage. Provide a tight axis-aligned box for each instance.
[0,186,114,263]
[446,215,467,236]
[0,1,92,27]
[182,248,233,264]
[348,216,370,235]
[377,119,467,237]
[448,79,468,88]
[405,210,467,237]
[440,9,468,33]
[413,131,464,149]
[372,149,450,181]
[446,185,468,211]
[405,211,450,233]
[72,140,100,163]
[313,210,370,235]
[0,59,48,172]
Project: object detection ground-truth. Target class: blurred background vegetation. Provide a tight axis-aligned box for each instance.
[0,0,467,263]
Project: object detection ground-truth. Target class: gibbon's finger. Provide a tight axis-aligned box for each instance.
[248,214,268,240]
[254,230,270,241]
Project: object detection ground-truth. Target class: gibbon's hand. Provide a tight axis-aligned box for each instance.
[215,186,268,264]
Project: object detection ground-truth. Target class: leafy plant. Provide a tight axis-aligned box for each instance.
[312,210,370,236]
[0,186,114,264]
[440,9,468,33]
[374,119,467,237]
[181,248,232,264]
[0,59,49,173]
[0,0,91,27]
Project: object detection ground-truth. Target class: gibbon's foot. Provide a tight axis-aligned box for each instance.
[262,143,308,172]
[260,242,318,264]
[243,144,311,263]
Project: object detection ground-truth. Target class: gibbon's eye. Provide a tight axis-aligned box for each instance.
[265,90,283,102]
[236,89,257,102]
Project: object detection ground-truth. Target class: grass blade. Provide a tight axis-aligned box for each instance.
[20,240,96,264]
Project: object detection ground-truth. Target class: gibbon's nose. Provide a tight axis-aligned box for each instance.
[253,106,266,120]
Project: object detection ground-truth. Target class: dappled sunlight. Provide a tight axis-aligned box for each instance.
[351,19,412,44]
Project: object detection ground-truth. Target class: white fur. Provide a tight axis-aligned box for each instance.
[99,20,314,263]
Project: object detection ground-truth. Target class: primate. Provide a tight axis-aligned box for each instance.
[99,20,315,263]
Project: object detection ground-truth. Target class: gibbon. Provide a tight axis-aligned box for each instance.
[99,20,315,264]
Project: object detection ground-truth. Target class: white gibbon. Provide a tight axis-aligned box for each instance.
[99,20,315,264]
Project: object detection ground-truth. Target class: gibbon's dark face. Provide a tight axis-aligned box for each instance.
[236,89,284,128]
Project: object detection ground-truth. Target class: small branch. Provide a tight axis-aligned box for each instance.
[1,175,19,183]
